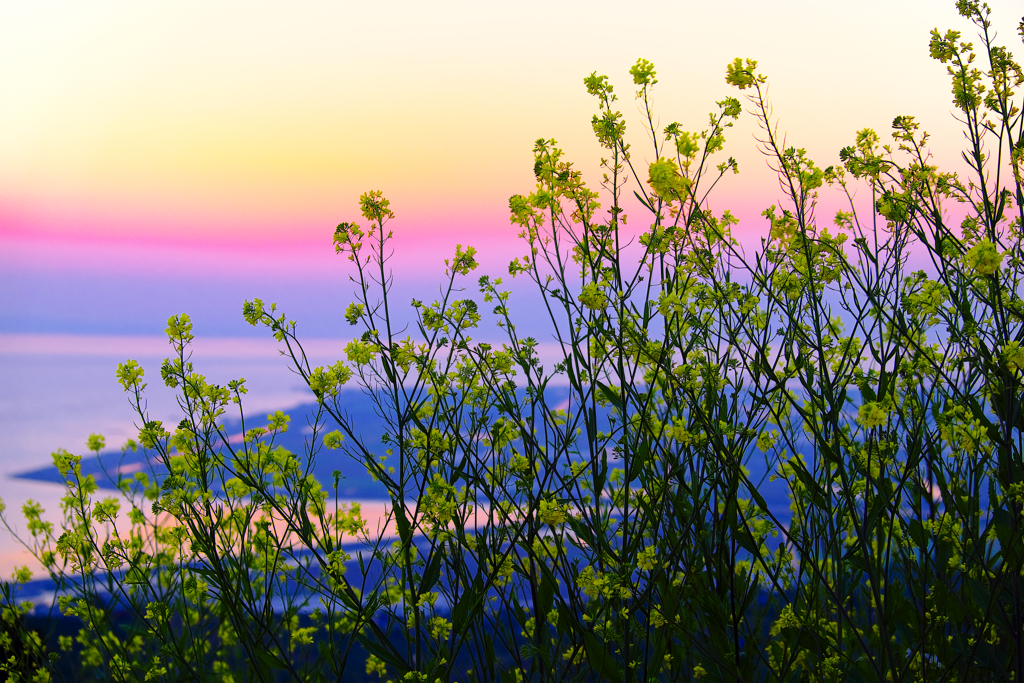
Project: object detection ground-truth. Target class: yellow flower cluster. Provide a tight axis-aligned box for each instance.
[965,239,1003,276]
[647,157,689,199]
[856,401,891,429]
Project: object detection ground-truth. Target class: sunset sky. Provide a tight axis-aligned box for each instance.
[4,2,1016,285]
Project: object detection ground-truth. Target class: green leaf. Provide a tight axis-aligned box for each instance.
[907,519,927,550]
[991,502,1014,549]
[394,503,413,548]
[626,438,651,483]
[419,546,444,595]
[858,381,877,403]
[789,458,829,510]
[451,575,485,635]
[596,380,623,413]
[537,562,556,618]
[732,523,759,556]
[483,631,497,676]
[633,189,656,213]
[746,483,771,516]
[251,646,290,672]
[357,631,410,676]
[581,629,623,683]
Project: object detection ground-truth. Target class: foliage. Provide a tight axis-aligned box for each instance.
[0,579,52,682]
[3,2,1024,681]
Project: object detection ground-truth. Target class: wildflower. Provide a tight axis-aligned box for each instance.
[578,283,608,310]
[637,546,657,571]
[429,616,452,640]
[629,58,658,87]
[344,302,364,325]
[323,431,345,449]
[359,190,394,223]
[647,157,689,199]
[965,239,1003,276]
[857,401,890,429]
[1004,341,1024,373]
[345,339,378,365]
[86,433,105,453]
[770,604,801,635]
[365,654,387,677]
[116,359,145,391]
[538,499,568,526]
[725,57,760,89]
[756,430,778,452]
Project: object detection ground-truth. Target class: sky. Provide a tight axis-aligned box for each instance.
[3,2,1016,251]
[3,0,1019,339]
[0,0,1021,572]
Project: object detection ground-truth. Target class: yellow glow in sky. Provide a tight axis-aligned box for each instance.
[0,0,1019,244]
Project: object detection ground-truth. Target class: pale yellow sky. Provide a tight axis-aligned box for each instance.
[2,0,1015,244]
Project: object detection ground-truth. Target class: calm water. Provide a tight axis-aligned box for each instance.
[0,336,330,574]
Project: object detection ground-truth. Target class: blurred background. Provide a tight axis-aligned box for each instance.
[1,0,1017,572]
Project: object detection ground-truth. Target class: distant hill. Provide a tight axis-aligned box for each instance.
[12,387,794,523]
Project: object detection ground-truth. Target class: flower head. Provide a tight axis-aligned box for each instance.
[648,157,688,200]
[857,401,890,429]
[965,239,1003,276]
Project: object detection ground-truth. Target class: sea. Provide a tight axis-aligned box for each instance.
[0,334,346,575]
[0,234,796,579]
